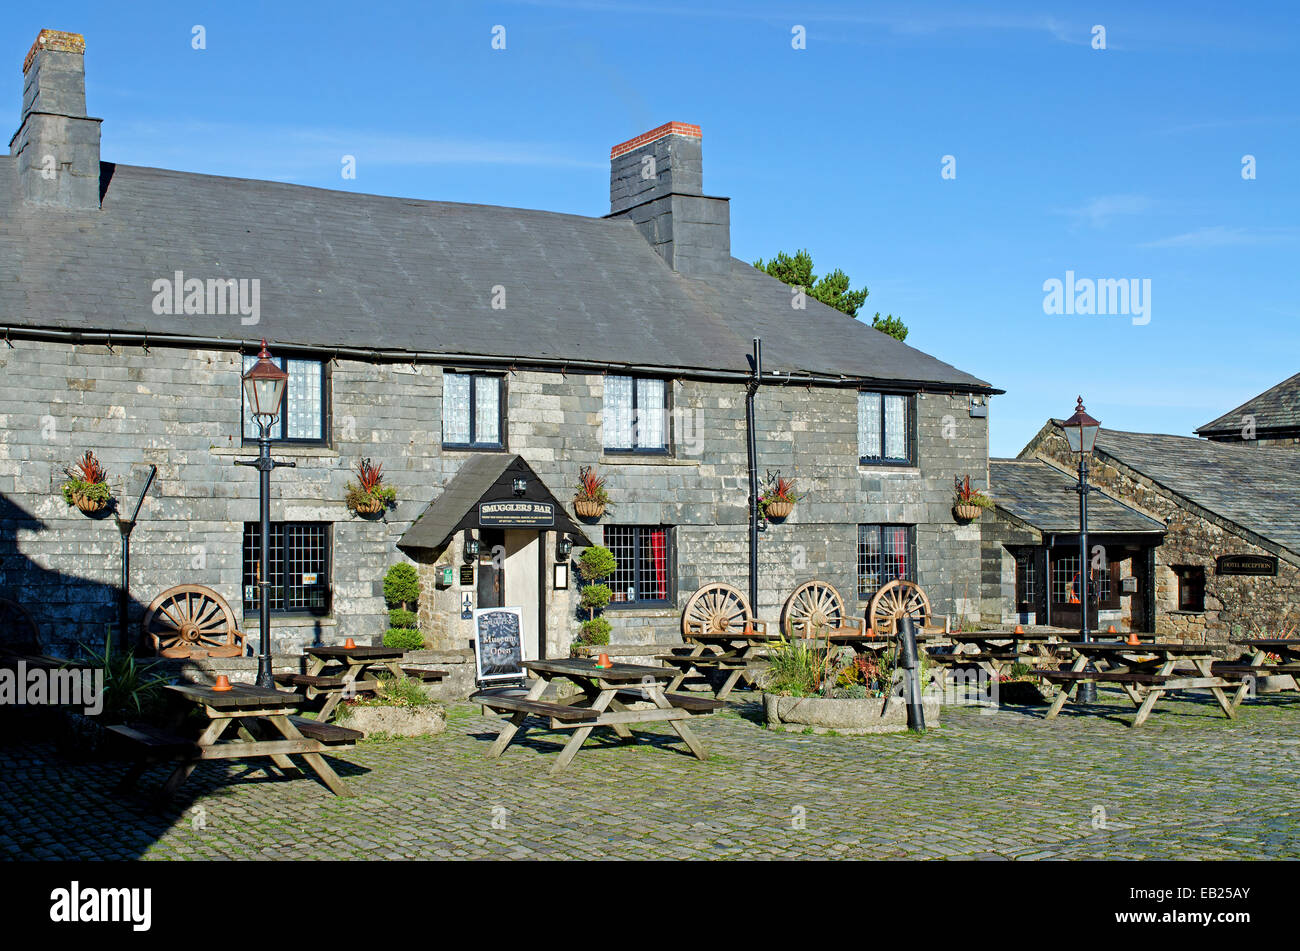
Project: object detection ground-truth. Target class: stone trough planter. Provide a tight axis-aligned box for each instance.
[763,693,940,734]
[339,704,447,738]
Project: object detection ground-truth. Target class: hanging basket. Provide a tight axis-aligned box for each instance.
[764,500,795,520]
[574,498,606,519]
[349,494,387,517]
[953,504,983,522]
[72,492,109,514]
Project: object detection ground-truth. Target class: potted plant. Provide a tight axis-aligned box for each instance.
[336,673,447,737]
[573,465,610,519]
[382,563,424,649]
[573,545,617,653]
[61,450,113,514]
[760,639,940,734]
[759,470,800,521]
[346,457,397,516]
[953,475,993,522]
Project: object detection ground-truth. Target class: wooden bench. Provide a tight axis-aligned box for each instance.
[473,694,601,723]
[394,667,447,682]
[655,653,748,668]
[107,724,198,757]
[927,650,1018,664]
[614,689,725,714]
[1040,670,1169,685]
[275,673,349,689]
[286,716,362,745]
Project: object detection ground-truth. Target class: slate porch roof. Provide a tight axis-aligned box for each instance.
[397,454,591,554]
[990,459,1166,536]
[0,158,997,391]
[1196,372,1300,437]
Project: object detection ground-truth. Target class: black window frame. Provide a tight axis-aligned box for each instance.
[601,525,674,608]
[442,370,507,450]
[856,523,917,601]
[857,390,916,467]
[1014,548,1039,611]
[242,521,332,617]
[603,374,671,455]
[1174,565,1206,612]
[240,354,329,446]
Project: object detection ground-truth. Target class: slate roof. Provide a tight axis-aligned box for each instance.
[1089,429,1300,554]
[1196,372,1300,437]
[397,454,591,554]
[990,459,1166,535]
[0,158,996,390]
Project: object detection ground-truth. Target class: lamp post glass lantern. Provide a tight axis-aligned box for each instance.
[1060,396,1101,703]
[237,340,293,689]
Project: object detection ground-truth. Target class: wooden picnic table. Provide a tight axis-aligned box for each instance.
[473,658,723,774]
[109,683,360,800]
[1214,638,1300,702]
[928,630,1065,680]
[275,645,446,721]
[1040,641,1246,727]
[660,622,777,698]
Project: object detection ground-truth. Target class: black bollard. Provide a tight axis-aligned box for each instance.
[897,614,926,732]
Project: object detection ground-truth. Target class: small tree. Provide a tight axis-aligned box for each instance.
[383,563,420,612]
[576,545,617,646]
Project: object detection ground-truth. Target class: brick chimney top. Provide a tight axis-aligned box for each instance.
[610,122,701,160]
[24,29,85,73]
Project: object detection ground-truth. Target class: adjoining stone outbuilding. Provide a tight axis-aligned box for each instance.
[1002,424,1300,645]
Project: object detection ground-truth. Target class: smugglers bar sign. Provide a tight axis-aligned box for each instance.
[1215,554,1278,576]
[479,500,555,527]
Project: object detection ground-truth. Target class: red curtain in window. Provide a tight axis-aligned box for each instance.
[650,529,667,599]
[887,527,908,581]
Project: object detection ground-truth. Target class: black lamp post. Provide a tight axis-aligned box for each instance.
[236,341,293,689]
[1059,396,1101,704]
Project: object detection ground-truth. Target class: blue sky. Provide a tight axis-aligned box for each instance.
[6,1,1298,456]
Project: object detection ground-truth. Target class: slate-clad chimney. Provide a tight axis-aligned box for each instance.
[609,122,730,277]
[9,29,101,209]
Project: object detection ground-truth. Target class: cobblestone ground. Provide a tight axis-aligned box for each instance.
[2,690,1298,860]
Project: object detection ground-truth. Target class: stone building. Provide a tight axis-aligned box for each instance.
[1195,372,1300,447]
[986,420,1300,645]
[0,30,1000,663]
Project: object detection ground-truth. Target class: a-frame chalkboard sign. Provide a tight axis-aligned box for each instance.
[473,606,526,684]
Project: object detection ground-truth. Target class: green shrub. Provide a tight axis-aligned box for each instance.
[388,608,417,630]
[579,617,611,646]
[577,545,617,583]
[382,627,424,650]
[579,583,612,615]
[383,563,420,610]
[74,636,169,722]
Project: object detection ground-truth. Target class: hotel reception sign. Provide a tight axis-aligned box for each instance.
[479,500,555,528]
[1215,554,1278,576]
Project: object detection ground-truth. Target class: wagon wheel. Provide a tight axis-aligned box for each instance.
[0,597,40,652]
[781,580,846,637]
[143,585,240,658]
[681,583,754,638]
[869,580,932,637]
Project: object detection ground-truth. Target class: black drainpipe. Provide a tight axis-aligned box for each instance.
[746,338,762,613]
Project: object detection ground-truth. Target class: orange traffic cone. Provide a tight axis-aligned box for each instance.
[212,674,233,692]
[595,652,612,669]
[343,637,357,649]
[1013,624,1025,635]
[1107,625,1117,635]
[1126,630,1141,646]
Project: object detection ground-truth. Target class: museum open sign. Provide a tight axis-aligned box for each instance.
[1215,554,1278,576]
[479,500,555,527]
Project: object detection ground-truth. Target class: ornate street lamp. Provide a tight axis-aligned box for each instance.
[237,341,294,689]
[1058,396,1101,703]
